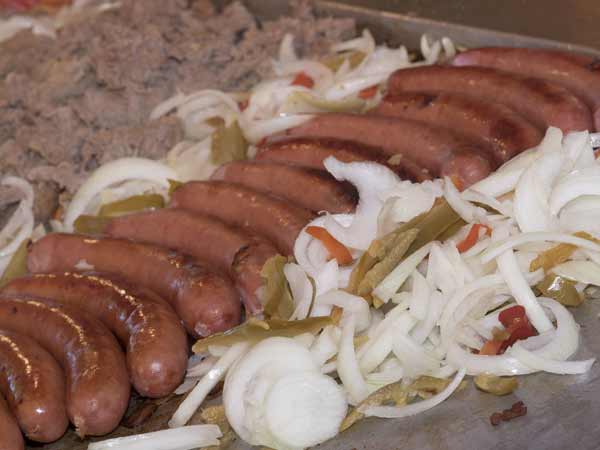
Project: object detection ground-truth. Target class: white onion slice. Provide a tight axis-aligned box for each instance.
[362,368,466,418]
[372,243,433,303]
[264,371,347,449]
[446,342,532,376]
[323,157,401,250]
[284,263,314,320]
[87,425,222,450]
[509,343,595,375]
[549,166,600,215]
[480,232,600,264]
[496,250,553,333]
[337,316,369,403]
[169,343,248,428]
[443,176,486,223]
[64,158,178,232]
[552,260,600,286]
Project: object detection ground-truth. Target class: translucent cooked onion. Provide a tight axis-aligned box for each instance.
[87,425,222,450]
[169,343,248,428]
[337,315,369,404]
[496,250,553,333]
[480,232,600,264]
[509,343,595,375]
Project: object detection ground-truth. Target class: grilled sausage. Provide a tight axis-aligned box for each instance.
[2,273,188,398]
[0,296,129,437]
[27,233,241,338]
[104,209,278,315]
[0,394,24,450]
[211,160,357,213]
[255,138,432,181]
[371,92,544,163]
[0,329,67,443]
[387,65,593,132]
[284,113,493,188]
[452,47,600,130]
[170,181,315,255]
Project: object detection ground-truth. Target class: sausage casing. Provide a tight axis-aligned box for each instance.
[170,181,314,255]
[0,329,68,443]
[27,233,241,338]
[104,209,278,315]
[3,273,188,398]
[0,296,130,437]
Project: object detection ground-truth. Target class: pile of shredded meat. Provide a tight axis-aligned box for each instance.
[0,0,355,223]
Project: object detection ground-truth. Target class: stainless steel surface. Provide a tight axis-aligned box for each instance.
[331,0,600,50]
[227,2,600,450]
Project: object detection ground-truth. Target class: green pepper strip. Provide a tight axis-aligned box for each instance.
[0,239,30,288]
[536,273,583,307]
[210,120,248,166]
[98,194,165,217]
[192,316,332,354]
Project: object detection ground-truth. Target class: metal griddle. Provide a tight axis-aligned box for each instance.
[31,2,600,449]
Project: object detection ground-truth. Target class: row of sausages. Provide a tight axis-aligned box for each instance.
[2,46,599,448]
[274,46,600,189]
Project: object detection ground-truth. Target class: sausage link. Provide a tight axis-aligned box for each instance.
[387,65,593,132]
[2,273,188,398]
[284,113,493,188]
[371,92,544,163]
[27,234,241,338]
[104,209,278,315]
[170,181,315,255]
[452,47,600,130]
[0,394,24,450]
[211,160,357,213]
[0,296,130,436]
[255,138,432,181]
[0,329,68,443]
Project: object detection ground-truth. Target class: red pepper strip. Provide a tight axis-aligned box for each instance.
[305,226,353,265]
[358,85,378,99]
[456,224,493,253]
[498,305,527,328]
[480,305,537,355]
[291,72,315,89]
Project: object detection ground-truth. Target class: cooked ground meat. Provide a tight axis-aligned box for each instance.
[0,0,356,222]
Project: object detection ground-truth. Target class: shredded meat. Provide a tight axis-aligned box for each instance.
[0,0,356,222]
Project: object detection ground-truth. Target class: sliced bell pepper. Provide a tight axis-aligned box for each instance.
[306,226,353,265]
[456,224,492,253]
[291,72,315,89]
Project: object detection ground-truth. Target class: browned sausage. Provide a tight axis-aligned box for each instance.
[387,65,593,133]
[284,113,493,188]
[27,233,241,338]
[104,209,278,315]
[0,329,67,443]
[170,181,315,255]
[452,47,600,130]
[370,92,544,163]
[255,138,433,181]
[0,394,24,450]
[211,160,357,214]
[2,273,188,398]
[0,296,129,437]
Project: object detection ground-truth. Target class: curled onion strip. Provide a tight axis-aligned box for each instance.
[64,158,178,232]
